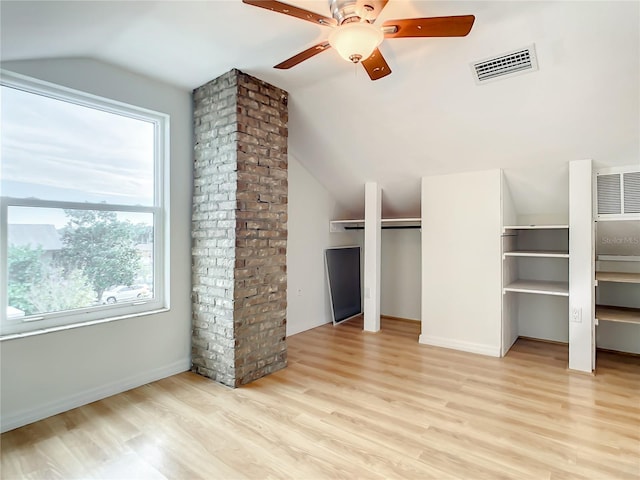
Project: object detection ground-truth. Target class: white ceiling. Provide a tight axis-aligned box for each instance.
[2,0,639,217]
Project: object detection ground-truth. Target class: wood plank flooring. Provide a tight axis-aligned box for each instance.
[2,316,639,479]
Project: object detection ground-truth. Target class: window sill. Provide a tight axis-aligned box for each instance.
[0,308,170,342]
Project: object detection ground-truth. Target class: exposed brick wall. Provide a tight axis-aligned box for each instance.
[192,69,288,387]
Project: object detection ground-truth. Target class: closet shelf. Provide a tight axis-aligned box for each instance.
[503,280,569,297]
[595,272,640,284]
[503,250,569,259]
[595,305,640,325]
[503,225,569,232]
[330,217,421,232]
[597,255,640,262]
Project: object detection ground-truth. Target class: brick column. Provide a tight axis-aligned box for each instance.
[192,69,288,387]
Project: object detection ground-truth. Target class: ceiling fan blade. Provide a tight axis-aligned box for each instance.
[242,0,336,27]
[275,42,331,69]
[361,48,392,81]
[383,15,475,38]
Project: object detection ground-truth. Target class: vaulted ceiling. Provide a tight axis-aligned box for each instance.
[2,1,639,217]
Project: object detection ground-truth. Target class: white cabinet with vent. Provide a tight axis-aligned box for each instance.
[593,166,640,359]
[593,247,640,358]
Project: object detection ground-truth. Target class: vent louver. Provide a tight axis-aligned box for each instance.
[597,174,622,215]
[623,171,640,213]
[472,45,538,84]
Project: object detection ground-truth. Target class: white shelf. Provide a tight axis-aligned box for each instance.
[330,219,364,231]
[503,224,569,232]
[503,280,569,296]
[596,255,640,262]
[595,271,640,284]
[595,305,640,325]
[504,250,569,259]
[381,218,421,227]
[330,217,420,232]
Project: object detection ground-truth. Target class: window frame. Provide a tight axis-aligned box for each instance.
[0,70,169,337]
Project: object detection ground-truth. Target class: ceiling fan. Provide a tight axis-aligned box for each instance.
[242,0,475,80]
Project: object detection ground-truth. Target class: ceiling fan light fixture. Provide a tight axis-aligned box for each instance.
[328,22,383,63]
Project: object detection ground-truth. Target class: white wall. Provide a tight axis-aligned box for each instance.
[421,169,502,357]
[0,58,193,432]
[503,163,569,225]
[517,294,569,342]
[597,323,640,355]
[286,155,360,337]
[381,229,421,321]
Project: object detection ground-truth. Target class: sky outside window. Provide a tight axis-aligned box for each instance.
[0,85,155,213]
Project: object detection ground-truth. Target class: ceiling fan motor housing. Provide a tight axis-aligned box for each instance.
[329,0,374,25]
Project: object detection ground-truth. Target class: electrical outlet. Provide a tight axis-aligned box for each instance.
[571,307,582,323]
[296,288,302,296]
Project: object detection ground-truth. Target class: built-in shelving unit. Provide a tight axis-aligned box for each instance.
[592,166,640,366]
[330,217,421,232]
[501,223,571,356]
[502,225,570,296]
[594,268,640,325]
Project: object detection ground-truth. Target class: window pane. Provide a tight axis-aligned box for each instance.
[7,206,154,317]
[0,85,155,206]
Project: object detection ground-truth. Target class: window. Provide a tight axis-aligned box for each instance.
[0,71,168,336]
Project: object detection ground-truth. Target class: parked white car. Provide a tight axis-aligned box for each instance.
[101,285,150,304]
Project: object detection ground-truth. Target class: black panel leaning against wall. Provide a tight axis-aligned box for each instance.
[192,69,288,388]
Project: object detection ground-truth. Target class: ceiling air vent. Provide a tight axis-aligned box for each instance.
[472,45,538,85]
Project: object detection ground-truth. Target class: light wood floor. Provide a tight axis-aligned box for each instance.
[2,316,639,479]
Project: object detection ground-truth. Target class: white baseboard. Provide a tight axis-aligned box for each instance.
[286,319,331,337]
[1,358,190,433]
[419,334,501,357]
